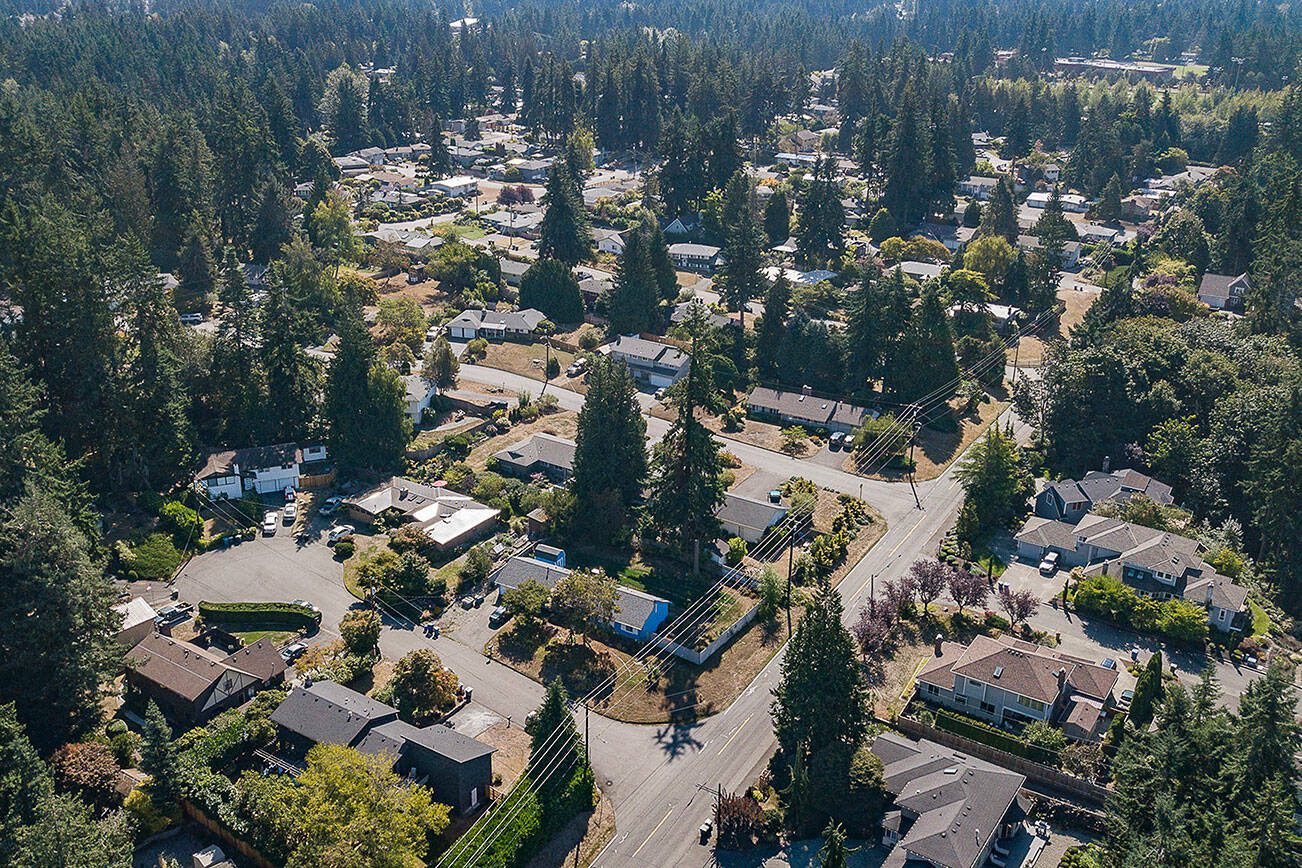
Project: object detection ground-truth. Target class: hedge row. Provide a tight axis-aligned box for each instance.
[197,601,321,631]
[933,709,1058,764]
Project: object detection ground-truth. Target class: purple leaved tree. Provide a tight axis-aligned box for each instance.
[948,568,990,615]
[998,587,1040,628]
[908,558,954,613]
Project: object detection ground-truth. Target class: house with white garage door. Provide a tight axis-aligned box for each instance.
[195,442,328,499]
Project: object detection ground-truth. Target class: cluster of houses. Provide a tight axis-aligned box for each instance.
[1015,467,1249,633]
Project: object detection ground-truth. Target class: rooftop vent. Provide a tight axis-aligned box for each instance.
[993,666,1004,678]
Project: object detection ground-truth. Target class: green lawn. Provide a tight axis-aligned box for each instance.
[229,629,296,646]
[566,549,712,608]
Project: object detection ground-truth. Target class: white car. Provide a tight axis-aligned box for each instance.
[318,496,343,516]
[1038,551,1060,575]
[326,524,355,545]
[283,502,298,523]
[261,512,280,535]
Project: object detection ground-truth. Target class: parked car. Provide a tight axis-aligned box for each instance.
[829,431,846,449]
[281,642,308,663]
[768,489,782,504]
[284,487,296,502]
[318,495,343,516]
[488,605,509,628]
[460,595,476,610]
[473,594,485,608]
[699,819,713,844]
[290,599,320,613]
[1119,688,1135,708]
[326,524,355,545]
[654,387,669,401]
[261,512,280,535]
[565,358,587,377]
[283,502,298,523]
[1038,551,1060,575]
[179,312,205,326]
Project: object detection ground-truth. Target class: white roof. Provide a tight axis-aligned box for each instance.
[114,597,158,632]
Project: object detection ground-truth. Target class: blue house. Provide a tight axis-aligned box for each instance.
[490,553,670,642]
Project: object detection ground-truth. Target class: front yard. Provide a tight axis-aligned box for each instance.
[845,395,1008,482]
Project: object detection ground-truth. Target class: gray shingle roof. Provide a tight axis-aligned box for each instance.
[492,556,668,630]
[271,682,398,747]
[716,492,788,536]
[492,433,576,473]
[873,732,1026,868]
[446,307,544,332]
[359,718,495,764]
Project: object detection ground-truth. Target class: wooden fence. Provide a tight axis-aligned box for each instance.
[891,715,1111,808]
[180,799,276,868]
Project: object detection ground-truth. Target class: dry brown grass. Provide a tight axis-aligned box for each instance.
[1009,283,1100,368]
[476,720,532,791]
[844,395,1007,482]
[478,340,579,385]
[463,410,579,471]
[705,413,821,457]
[523,790,617,868]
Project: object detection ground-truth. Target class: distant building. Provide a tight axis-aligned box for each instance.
[744,385,871,434]
[916,634,1119,741]
[602,335,691,390]
[271,681,493,813]
[668,243,722,273]
[113,597,158,646]
[491,433,577,482]
[1033,468,1173,523]
[958,175,1000,200]
[428,176,480,198]
[491,554,670,642]
[716,492,788,544]
[1197,272,1250,311]
[445,308,546,341]
[345,477,499,550]
[195,443,329,500]
[403,375,438,425]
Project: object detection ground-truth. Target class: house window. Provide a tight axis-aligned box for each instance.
[1017,695,1046,713]
[954,695,967,705]
[1218,610,1226,622]
[980,701,996,714]
[925,683,939,696]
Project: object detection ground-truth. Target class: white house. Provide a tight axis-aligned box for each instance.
[403,375,438,424]
[668,243,722,273]
[958,175,1000,200]
[429,176,480,198]
[716,492,789,544]
[113,597,158,646]
[195,443,328,499]
[1197,273,1250,311]
[445,308,546,341]
[593,228,628,255]
[602,335,691,390]
[1026,191,1089,212]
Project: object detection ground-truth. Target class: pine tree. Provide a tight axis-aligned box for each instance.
[717,171,765,328]
[569,356,648,545]
[771,583,867,759]
[978,178,1018,243]
[641,219,678,301]
[258,267,321,441]
[645,315,726,568]
[816,821,850,868]
[796,157,845,266]
[325,307,410,473]
[519,259,584,324]
[422,336,459,390]
[605,228,660,335]
[844,267,906,394]
[1128,651,1164,730]
[425,115,452,179]
[177,221,217,304]
[0,491,121,754]
[884,287,959,403]
[953,428,1032,540]
[139,701,180,806]
[764,190,791,244]
[538,163,593,266]
[755,275,791,379]
[881,84,930,225]
[0,705,54,864]
[210,251,265,444]
[657,109,705,216]
[527,679,586,783]
[251,181,293,264]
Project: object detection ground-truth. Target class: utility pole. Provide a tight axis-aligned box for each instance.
[584,702,591,768]
[869,571,877,615]
[786,522,795,635]
[907,407,922,510]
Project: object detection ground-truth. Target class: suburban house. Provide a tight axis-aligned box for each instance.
[481,209,544,239]
[916,634,1120,742]
[361,227,445,259]
[1196,272,1250,311]
[873,732,1029,868]
[403,375,438,425]
[1033,468,1173,523]
[593,227,629,255]
[1015,514,1249,632]
[668,243,722,273]
[773,152,820,168]
[894,260,944,283]
[515,158,553,182]
[958,175,1000,200]
[491,433,576,482]
[671,299,732,329]
[717,492,789,544]
[491,553,671,642]
[1025,191,1088,212]
[270,681,494,813]
[1016,234,1082,269]
[744,385,871,434]
[661,215,699,237]
[345,477,500,550]
[113,597,158,646]
[445,308,546,341]
[428,176,480,198]
[497,258,531,288]
[126,633,286,726]
[602,335,691,390]
[195,442,329,499]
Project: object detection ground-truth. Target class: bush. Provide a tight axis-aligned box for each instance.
[932,709,1057,764]
[340,610,382,657]
[157,499,203,545]
[124,533,184,580]
[124,786,178,836]
[197,601,321,631]
[333,539,356,559]
[110,731,139,767]
[726,537,748,566]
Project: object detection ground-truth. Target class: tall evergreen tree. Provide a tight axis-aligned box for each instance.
[605,228,660,335]
[0,490,121,754]
[717,171,765,328]
[884,287,959,403]
[978,178,1018,243]
[258,267,321,441]
[796,157,845,265]
[844,267,907,393]
[210,251,265,445]
[764,190,792,244]
[569,356,648,545]
[538,163,593,266]
[139,701,180,806]
[251,181,293,264]
[755,275,791,379]
[881,84,930,224]
[519,259,584,324]
[325,307,410,473]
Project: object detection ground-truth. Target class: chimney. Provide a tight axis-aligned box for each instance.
[1101,455,1112,472]
[1206,582,1215,605]
[801,384,813,397]
[1056,668,1067,693]
[934,634,944,656]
